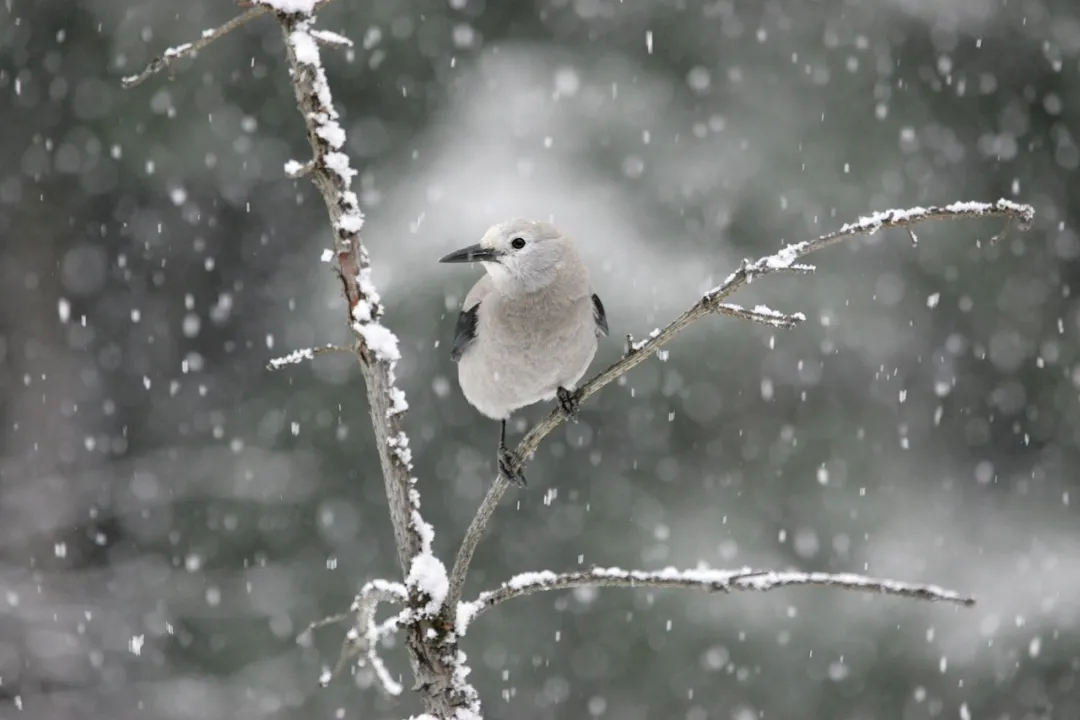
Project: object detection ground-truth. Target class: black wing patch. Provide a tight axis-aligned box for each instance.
[451,303,480,362]
[591,293,609,337]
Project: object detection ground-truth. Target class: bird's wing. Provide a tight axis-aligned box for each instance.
[591,293,609,337]
[451,275,493,362]
[451,305,479,362]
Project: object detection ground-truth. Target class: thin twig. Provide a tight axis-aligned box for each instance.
[285,159,315,178]
[445,199,1034,612]
[121,6,268,88]
[310,28,354,48]
[323,580,407,693]
[456,566,975,633]
[266,343,353,370]
[714,303,806,329]
[120,0,338,89]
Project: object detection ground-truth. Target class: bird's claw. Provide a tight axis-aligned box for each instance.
[556,386,581,423]
[497,444,527,487]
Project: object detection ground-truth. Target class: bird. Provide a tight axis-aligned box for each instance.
[439,218,608,487]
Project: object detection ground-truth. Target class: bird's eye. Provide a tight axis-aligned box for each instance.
[510,237,526,250]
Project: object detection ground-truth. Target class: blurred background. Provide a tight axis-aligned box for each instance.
[2,0,1079,718]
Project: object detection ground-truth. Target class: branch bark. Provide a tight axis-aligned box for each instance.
[273,11,478,717]
[456,566,975,633]
[445,199,1034,611]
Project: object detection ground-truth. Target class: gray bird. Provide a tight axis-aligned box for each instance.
[439,218,608,486]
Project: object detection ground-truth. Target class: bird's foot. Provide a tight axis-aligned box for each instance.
[497,443,527,488]
[556,386,581,423]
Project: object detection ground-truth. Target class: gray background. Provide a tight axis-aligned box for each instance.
[2,0,1079,718]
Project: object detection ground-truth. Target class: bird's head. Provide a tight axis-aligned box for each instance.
[439,218,572,293]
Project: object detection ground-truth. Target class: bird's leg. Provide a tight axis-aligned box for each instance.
[497,419,527,487]
[556,386,581,423]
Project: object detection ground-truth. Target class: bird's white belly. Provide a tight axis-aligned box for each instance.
[457,327,596,420]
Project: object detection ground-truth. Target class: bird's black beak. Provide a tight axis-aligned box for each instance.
[438,243,498,264]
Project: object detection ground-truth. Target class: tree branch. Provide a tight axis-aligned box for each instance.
[314,580,407,694]
[446,199,1034,611]
[266,343,353,370]
[275,7,427,575]
[456,566,975,633]
[120,0,338,89]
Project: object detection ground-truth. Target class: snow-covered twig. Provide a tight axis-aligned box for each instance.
[446,199,1034,612]
[266,343,352,370]
[457,566,974,633]
[322,580,407,693]
[120,0,338,89]
[310,28,354,48]
[714,303,806,329]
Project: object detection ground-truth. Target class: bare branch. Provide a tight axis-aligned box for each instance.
[446,199,1034,612]
[457,566,974,633]
[266,343,352,370]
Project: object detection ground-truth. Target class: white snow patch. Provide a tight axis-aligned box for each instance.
[354,322,401,362]
[407,553,448,616]
[267,347,315,369]
[265,0,320,16]
[289,28,320,64]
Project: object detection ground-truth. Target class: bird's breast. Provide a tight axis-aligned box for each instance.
[456,295,598,418]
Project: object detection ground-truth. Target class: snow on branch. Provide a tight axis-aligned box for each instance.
[275,10,440,583]
[266,343,352,370]
[303,580,407,694]
[446,198,1035,612]
[457,566,974,633]
[120,1,339,89]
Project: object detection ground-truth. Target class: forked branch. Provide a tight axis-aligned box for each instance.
[446,199,1035,610]
[302,580,407,694]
